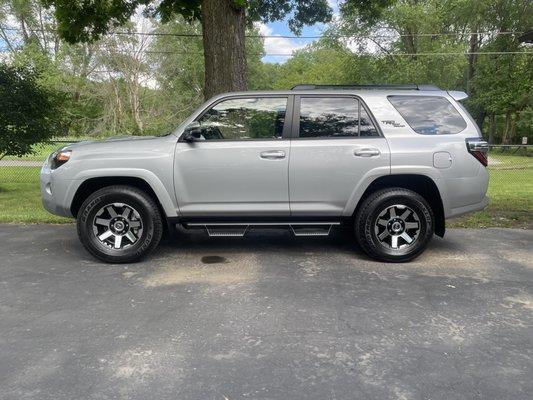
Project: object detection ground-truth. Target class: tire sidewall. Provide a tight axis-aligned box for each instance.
[77,187,160,263]
[357,190,434,262]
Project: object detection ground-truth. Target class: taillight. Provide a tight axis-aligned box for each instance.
[466,138,489,167]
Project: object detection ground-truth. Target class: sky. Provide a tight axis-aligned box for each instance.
[259,0,342,63]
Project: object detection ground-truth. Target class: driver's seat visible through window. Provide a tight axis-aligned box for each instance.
[197,97,288,140]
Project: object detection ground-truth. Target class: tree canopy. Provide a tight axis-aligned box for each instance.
[44,0,332,43]
[0,64,61,159]
[43,0,332,98]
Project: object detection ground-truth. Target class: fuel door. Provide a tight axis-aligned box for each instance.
[433,151,453,169]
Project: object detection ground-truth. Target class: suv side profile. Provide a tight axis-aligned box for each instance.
[41,84,489,263]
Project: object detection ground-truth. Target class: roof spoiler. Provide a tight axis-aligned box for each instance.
[448,90,468,101]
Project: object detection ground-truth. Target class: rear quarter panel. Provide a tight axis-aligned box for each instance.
[361,92,489,218]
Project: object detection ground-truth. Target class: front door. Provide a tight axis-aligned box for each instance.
[289,95,390,216]
[174,95,292,216]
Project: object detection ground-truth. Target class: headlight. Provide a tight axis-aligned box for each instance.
[50,150,72,169]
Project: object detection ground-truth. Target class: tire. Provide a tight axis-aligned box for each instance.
[354,188,434,262]
[77,185,163,263]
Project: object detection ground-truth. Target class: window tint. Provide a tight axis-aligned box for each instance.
[197,97,287,140]
[388,95,467,135]
[299,97,379,138]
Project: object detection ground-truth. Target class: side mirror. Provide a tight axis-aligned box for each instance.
[182,123,202,142]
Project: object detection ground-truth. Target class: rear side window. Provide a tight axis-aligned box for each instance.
[388,96,467,135]
[299,97,379,138]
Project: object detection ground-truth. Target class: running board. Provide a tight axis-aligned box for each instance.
[205,226,248,237]
[185,222,340,238]
[290,225,333,236]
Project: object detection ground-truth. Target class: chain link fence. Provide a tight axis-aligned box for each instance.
[0,141,531,222]
[0,141,77,183]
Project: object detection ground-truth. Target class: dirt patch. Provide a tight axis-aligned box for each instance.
[504,292,533,311]
[496,249,533,269]
[140,253,259,288]
[102,344,186,395]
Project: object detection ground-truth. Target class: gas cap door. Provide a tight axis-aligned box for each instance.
[433,151,452,169]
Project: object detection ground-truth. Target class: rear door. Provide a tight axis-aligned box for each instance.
[174,95,293,216]
[289,95,390,216]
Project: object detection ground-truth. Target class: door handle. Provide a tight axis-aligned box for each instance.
[260,150,286,160]
[354,148,380,157]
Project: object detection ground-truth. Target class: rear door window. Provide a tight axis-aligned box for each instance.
[388,95,467,135]
[298,97,379,138]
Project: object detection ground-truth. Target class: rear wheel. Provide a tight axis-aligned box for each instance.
[355,188,434,262]
[77,185,163,263]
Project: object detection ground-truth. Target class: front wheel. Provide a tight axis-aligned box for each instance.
[77,185,163,263]
[355,188,434,262]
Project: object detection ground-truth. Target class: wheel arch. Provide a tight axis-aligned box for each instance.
[354,174,445,237]
[70,177,169,221]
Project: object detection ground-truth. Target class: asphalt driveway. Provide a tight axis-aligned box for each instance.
[1,224,532,400]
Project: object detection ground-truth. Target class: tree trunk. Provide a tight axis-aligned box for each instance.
[466,33,478,96]
[502,111,511,145]
[400,28,417,59]
[201,0,247,100]
[475,109,486,135]
[488,114,496,145]
[509,113,516,144]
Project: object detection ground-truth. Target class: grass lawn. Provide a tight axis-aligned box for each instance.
[0,154,531,227]
[0,167,71,223]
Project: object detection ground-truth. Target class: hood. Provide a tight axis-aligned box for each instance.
[61,135,161,150]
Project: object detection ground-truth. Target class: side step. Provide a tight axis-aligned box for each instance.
[290,225,333,236]
[205,226,248,237]
[186,222,340,238]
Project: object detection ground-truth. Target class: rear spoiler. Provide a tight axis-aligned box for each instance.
[448,91,468,101]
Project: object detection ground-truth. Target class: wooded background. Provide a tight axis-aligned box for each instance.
[1,0,531,147]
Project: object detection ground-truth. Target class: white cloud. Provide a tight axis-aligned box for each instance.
[255,22,307,62]
[327,0,342,17]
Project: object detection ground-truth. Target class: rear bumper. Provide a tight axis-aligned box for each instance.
[447,195,489,219]
[442,161,489,219]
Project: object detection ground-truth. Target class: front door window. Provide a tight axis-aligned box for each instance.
[196,97,288,140]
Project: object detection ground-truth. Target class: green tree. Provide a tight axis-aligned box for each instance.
[337,0,532,138]
[151,18,268,129]
[273,41,367,89]
[0,64,61,159]
[43,0,333,99]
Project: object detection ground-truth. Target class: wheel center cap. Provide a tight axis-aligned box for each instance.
[391,221,402,232]
[114,221,125,231]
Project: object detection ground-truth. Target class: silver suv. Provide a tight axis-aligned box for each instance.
[41,84,489,263]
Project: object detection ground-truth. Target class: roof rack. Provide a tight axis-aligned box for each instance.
[291,84,442,91]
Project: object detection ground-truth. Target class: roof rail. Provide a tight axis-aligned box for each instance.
[291,84,442,91]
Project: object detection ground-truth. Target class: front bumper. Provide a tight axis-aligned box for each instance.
[40,162,74,218]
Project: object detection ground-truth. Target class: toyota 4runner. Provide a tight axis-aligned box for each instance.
[41,84,489,263]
